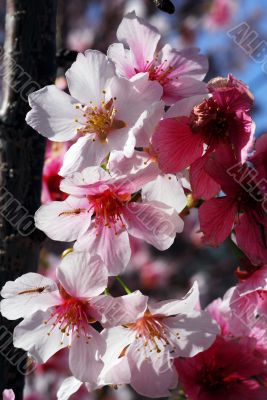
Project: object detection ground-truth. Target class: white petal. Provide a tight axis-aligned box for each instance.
[142,174,187,213]
[106,74,162,129]
[57,252,108,298]
[57,377,83,400]
[59,135,110,176]
[34,196,91,242]
[149,282,200,316]
[66,50,115,105]
[101,326,135,368]
[0,273,60,320]
[163,310,219,357]
[13,310,68,364]
[26,85,83,141]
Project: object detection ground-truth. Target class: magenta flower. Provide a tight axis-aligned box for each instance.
[175,336,267,400]
[152,75,255,199]
[198,147,267,264]
[108,12,208,105]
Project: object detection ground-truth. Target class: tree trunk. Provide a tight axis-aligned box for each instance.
[0,1,57,397]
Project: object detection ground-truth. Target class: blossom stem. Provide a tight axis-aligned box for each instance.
[116,275,132,294]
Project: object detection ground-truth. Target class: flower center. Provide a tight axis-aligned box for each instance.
[88,189,131,235]
[189,97,229,147]
[127,311,174,353]
[76,99,126,143]
[135,59,175,86]
[45,286,95,346]
[200,363,243,390]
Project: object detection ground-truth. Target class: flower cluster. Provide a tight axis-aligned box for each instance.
[1,11,267,400]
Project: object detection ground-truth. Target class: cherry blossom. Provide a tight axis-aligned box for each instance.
[35,161,184,275]
[175,336,267,400]
[152,75,255,199]
[26,50,162,174]
[108,12,208,105]
[2,390,15,400]
[101,283,219,398]
[1,252,110,384]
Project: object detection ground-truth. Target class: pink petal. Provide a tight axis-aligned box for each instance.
[190,153,221,200]
[107,43,136,78]
[163,76,207,105]
[57,252,108,298]
[159,44,208,81]
[34,196,91,242]
[199,197,237,246]
[75,225,131,276]
[69,327,105,383]
[127,344,178,398]
[116,11,160,71]
[236,213,267,265]
[2,390,15,400]
[124,201,183,251]
[152,117,204,173]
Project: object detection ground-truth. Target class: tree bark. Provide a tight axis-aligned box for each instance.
[0,1,57,398]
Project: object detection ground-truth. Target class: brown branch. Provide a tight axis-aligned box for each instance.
[0,1,57,398]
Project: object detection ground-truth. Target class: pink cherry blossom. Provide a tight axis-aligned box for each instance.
[2,389,15,400]
[108,149,188,214]
[26,50,162,174]
[151,75,255,199]
[101,283,219,398]
[1,252,111,384]
[175,336,267,400]
[35,161,184,275]
[108,12,208,105]
[204,0,237,31]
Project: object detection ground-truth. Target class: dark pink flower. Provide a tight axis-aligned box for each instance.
[152,75,254,199]
[175,336,267,400]
[198,147,267,264]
